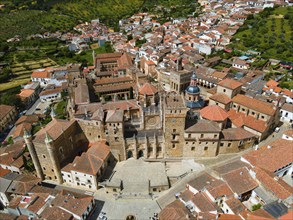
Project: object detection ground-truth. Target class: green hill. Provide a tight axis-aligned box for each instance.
[0,0,196,41]
[231,6,293,62]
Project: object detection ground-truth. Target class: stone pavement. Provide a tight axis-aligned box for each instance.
[94,188,160,220]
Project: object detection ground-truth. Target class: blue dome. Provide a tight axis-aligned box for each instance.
[186,85,200,94]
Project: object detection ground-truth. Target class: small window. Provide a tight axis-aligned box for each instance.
[191,147,195,151]
[115,137,119,142]
[51,169,54,172]
[223,89,226,92]
[220,143,224,147]
[173,129,176,133]
[188,134,191,138]
[200,134,204,138]
[43,167,46,170]
[204,147,208,151]
[228,143,231,147]
[172,144,176,149]
[42,154,46,158]
[214,134,217,138]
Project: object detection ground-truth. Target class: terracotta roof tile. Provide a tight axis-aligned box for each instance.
[210,93,231,104]
[222,167,258,195]
[222,127,256,140]
[253,167,292,200]
[0,104,15,120]
[185,120,221,133]
[218,78,243,90]
[266,79,279,88]
[139,82,158,96]
[218,214,242,220]
[232,94,276,116]
[49,191,93,218]
[225,197,246,215]
[242,138,293,173]
[191,192,217,212]
[31,69,52,79]
[159,200,194,220]
[94,76,132,86]
[228,109,268,133]
[200,105,229,121]
[34,119,75,143]
[246,208,276,220]
[18,89,35,98]
[39,87,62,97]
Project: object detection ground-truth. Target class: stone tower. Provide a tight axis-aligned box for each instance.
[163,93,188,158]
[23,128,44,180]
[44,132,63,184]
[105,109,125,161]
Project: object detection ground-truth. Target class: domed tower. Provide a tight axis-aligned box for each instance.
[185,71,204,109]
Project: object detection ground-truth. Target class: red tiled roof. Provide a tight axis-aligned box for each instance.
[228,109,268,133]
[242,138,293,173]
[159,200,193,220]
[0,105,15,120]
[39,87,62,97]
[246,208,276,220]
[31,69,52,79]
[18,89,35,98]
[253,167,292,200]
[266,79,279,88]
[218,78,243,90]
[279,211,293,220]
[145,60,155,65]
[224,197,246,215]
[139,82,158,96]
[232,94,276,116]
[222,127,256,140]
[94,76,132,85]
[222,167,258,195]
[209,93,231,104]
[34,119,75,143]
[200,105,229,121]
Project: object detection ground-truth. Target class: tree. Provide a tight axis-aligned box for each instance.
[252,203,262,211]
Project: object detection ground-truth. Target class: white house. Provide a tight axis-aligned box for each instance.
[232,58,249,70]
[31,68,53,88]
[61,142,111,190]
[39,86,62,102]
[280,103,293,124]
